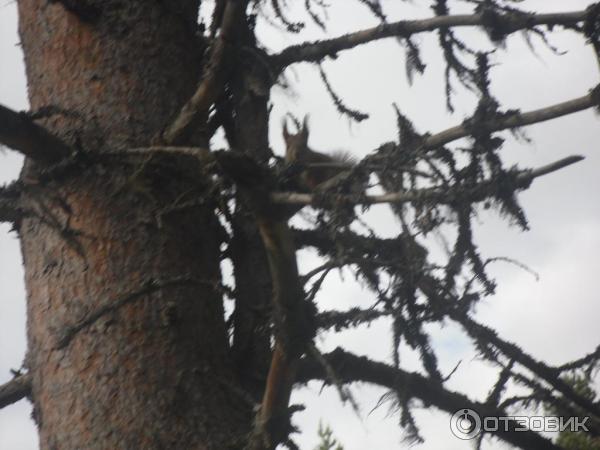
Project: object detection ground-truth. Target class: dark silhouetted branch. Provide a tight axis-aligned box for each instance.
[271,155,584,206]
[454,313,600,419]
[0,374,31,409]
[298,348,565,450]
[273,8,588,69]
[0,104,72,164]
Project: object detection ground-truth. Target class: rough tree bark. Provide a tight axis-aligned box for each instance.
[3,1,598,450]
[17,0,254,448]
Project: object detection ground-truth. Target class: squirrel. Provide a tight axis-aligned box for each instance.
[282,117,355,192]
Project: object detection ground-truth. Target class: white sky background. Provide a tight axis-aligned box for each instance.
[1,0,599,449]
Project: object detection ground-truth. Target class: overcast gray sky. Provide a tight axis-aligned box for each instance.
[1,1,599,449]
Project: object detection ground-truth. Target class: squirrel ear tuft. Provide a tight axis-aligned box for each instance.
[282,118,290,142]
[301,116,309,140]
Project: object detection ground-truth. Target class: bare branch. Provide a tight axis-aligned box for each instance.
[0,104,72,163]
[271,155,584,206]
[56,277,217,349]
[273,8,589,69]
[297,348,565,450]
[160,0,249,145]
[424,87,599,149]
[527,155,586,178]
[0,374,31,409]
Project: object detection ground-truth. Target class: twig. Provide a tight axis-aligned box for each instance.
[556,344,600,372]
[55,276,216,349]
[317,307,387,331]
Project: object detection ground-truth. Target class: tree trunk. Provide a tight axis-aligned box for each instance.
[17,1,252,448]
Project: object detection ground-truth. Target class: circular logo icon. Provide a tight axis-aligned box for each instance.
[450,408,482,440]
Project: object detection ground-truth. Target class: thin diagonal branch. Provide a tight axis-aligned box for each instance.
[0,374,31,409]
[0,104,72,163]
[56,277,216,349]
[272,8,589,69]
[424,87,599,149]
[454,312,600,418]
[297,348,565,450]
[271,155,584,206]
[160,0,248,145]
[556,344,600,372]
